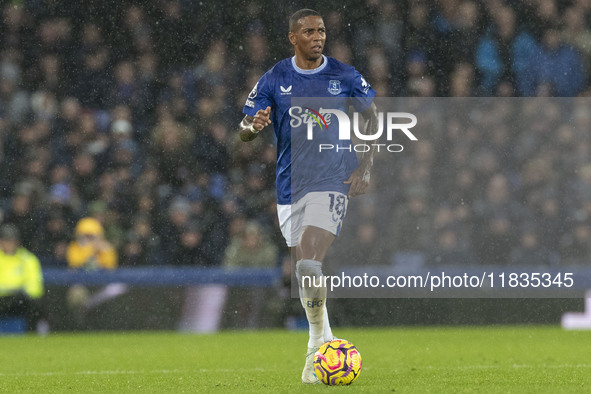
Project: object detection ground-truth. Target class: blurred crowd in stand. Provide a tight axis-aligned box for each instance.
[1,0,591,272]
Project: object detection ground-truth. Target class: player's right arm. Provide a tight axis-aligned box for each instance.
[239,106,272,142]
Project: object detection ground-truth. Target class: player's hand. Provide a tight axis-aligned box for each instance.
[344,167,371,197]
[253,106,272,131]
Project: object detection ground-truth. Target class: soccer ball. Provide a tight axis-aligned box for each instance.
[313,339,362,385]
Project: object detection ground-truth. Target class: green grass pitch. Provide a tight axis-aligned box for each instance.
[0,326,590,393]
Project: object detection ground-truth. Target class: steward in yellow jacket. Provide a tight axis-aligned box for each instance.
[0,224,45,331]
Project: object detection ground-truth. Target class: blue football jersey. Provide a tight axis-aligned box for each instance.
[243,55,376,204]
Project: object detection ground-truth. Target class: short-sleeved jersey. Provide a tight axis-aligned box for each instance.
[243,55,376,204]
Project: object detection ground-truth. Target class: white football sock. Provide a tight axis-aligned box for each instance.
[296,259,326,348]
[323,304,333,342]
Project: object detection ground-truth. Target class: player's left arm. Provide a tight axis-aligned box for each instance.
[344,102,379,197]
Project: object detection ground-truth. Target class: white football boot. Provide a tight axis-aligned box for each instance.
[302,346,320,384]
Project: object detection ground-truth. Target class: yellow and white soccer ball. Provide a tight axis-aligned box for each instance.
[313,339,362,385]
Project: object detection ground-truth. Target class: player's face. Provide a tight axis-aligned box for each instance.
[289,16,326,62]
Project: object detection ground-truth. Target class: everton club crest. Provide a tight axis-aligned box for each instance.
[328,80,342,95]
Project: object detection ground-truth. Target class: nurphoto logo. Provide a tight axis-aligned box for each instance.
[289,106,418,153]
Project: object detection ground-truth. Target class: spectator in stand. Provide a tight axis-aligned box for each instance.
[366,46,392,94]
[429,0,479,94]
[510,224,559,266]
[33,206,72,264]
[404,50,429,96]
[120,214,162,266]
[110,60,138,108]
[72,44,112,109]
[1,4,29,54]
[192,121,229,179]
[521,25,585,96]
[117,4,153,59]
[223,220,278,269]
[403,1,436,65]
[154,0,196,70]
[449,62,476,96]
[175,221,205,266]
[475,6,537,96]
[561,218,591,265]
[159,196,192,265]
[34,53,64,97]
[428,224,476,266]
[561,6,591,72]
[194,39,229,98]
[473,174,521,265]
[158,69,195,123]
[71,151,98,203]
[134,52,160,142]
[0,60,29,127]
[2,185,39,250]
[221,220,278,329]
[339,221,387,268]
[149,110,194,189]
[388,186,433,267]
[66,217,117,270]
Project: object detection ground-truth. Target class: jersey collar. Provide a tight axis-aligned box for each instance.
[291,55,328,74]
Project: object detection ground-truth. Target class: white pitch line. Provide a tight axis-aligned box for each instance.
[0,369,184,377]
[0,368,271,378]
[405,364,591,370]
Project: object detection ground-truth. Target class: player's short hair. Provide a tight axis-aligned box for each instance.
[289,9,322,32]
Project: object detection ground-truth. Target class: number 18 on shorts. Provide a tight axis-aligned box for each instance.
[278,191,348,247]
